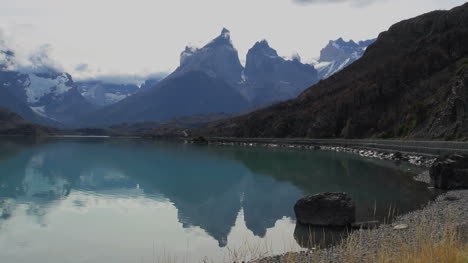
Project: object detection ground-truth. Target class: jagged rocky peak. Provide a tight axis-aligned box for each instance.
[175,28,243,85]
[244,39,318,105]
[180,28,236,66]
[221,27,230,37]
[245,40,281,77]
[321,38,360,62]
[314,37,376,80]
[206,27,233,48]
[180,46,198,66]
[248,40,279,58]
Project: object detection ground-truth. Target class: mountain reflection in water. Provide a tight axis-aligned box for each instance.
[0,138,436,262]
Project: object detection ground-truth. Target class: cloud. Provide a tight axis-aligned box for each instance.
[74,72,168,85]
[26,44,64,73]
[69,61,168,85]
[0,26,67,74]
[293,0,380,7]
[0,28,7,50]
[74,63,90,72]
[291,52,302,62]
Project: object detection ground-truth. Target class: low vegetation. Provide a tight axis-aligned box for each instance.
[227,204,467,263]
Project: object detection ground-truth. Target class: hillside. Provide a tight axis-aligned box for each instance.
[204,3,468,140]
[84,71,250,126]
[0,108,56,136]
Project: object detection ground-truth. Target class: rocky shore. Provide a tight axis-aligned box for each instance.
[254,190,468,263]
[197,138,467,262]
[195,138,439,167]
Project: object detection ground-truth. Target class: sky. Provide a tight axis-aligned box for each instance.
[0,0,466,84]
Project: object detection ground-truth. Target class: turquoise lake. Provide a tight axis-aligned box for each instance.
[0,138,437,262]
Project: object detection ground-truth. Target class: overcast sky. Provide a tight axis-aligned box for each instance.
[0,0,466,83]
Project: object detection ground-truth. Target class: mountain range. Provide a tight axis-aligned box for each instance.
[204,3,468,140]
[1,28,372,129]
[83,29,323,126]
[76,81,140,106]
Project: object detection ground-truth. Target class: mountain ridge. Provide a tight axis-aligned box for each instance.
[313,37,376,80]
[202,3,468,140]
[82,29,320,127]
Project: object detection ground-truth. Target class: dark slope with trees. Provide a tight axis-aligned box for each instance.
[0,108,56,136]
[204,3,468,140]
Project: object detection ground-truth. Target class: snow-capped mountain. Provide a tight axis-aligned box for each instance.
[0,49,96,127]
[0,70,44,124]
[77,81,140,106]
[12,72,95,126]
[313,38,376,80]
[77,74,166,106]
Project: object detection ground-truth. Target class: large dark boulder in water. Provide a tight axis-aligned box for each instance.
[430,154,468,190]
[294,192,355,226]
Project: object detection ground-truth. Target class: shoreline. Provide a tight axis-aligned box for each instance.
[193,137,468,262]
[254,189,468,263]
[196,137,461,168]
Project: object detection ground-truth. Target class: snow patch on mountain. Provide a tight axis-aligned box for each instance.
[313,38,376,80]
[105,93,128,103]
[26,73,73,103]
[76,81,143,106]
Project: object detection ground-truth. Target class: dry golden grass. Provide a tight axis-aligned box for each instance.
[374,225,468,263]
[152,206,467,263]
[343,210,468,263]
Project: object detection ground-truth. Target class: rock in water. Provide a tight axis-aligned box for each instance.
[430,154,468,190]
[192,136,208,144]
[294,192,355,226]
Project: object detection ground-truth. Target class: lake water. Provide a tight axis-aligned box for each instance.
[0,138,437,262]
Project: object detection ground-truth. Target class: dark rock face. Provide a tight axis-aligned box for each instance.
[430,154,468,190]
[294,192,355,226]
[176,28,244,87]
[192,136,208,144]
[205,3,468,139]
[244,40,318,106]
